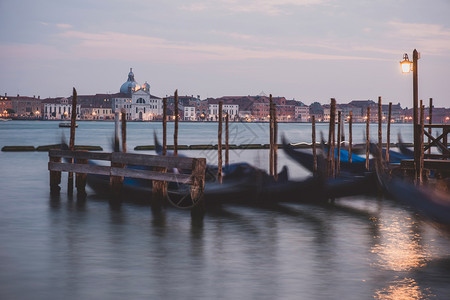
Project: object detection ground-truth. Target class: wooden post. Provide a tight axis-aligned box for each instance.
[312,115,317,175]
[153,97,168,208]
[68,87,77,195]
[419,101,424,184]
[378,96,382,163]
[110,111,123,204]
[386,102,392,163]
[163,97,167,156]
[121,109,127,153]
[341,112,345,143]
[174,90,179,157]
[269,94,274,176]
[218,101,223,184]
[225,113,229,168]
[337,111,341,175]
[366,107,370,171]
[413,49,419,182]
[327,98,336,177]
[49,155,62,193]
[428,98,432,155]
[190,158,206,219]
[349,111,353,163]
[75,153,88,199]
[273,103,278,181]
[114,111,120,152]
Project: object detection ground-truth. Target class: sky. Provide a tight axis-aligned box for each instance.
[1,0,449,107]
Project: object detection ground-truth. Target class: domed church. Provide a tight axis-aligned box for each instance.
[112,68,162,121]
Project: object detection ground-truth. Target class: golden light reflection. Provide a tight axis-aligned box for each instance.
[371,216,429,272]
[375,278,432,300]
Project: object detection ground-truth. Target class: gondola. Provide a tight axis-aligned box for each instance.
[282,136,412,175]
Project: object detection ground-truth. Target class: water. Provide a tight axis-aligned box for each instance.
[1,121,449,299]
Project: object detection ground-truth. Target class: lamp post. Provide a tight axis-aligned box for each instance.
[400,49,420,180]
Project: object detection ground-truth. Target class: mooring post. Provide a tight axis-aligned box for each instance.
[413,49,419,184]
[386,102,392,163]
[366,107,370,171]
[349,111,353,163]
[152,99,168,210]
[49,154,62,193]
[419,101,425,184]
[327,98,336,178]
[378,96,382,163]
[121,110,127,153]
[68,87,77,195]
[341,112,345,143]
[190,158,206,219]
[114,111,120,151]
[428,98,432,155]
[269,94,274,176]
[218,101,223,184]
[174,89,179,157]
[110,112,123,204]
[163,97,167,156]
[312,115,317,175]
[225,113,229,168]
[337,111,341,175]
[75,152,88,199]
[274,103,278,181]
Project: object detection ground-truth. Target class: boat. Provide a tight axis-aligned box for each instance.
[282,136,412,175]
[376,166,450,226]
[0,118,12,121]
[59,122,78,128]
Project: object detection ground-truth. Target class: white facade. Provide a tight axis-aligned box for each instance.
[184,106,196,121]
[130,89,162,121]
[207,104,239,121]
[43,98,81,120]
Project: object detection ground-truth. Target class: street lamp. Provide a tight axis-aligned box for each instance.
[400,53,412,73]
[401,49,420,181]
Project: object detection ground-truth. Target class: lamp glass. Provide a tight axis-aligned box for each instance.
[401,60,412,73]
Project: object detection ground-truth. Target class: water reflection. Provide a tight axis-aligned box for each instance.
[374,277,432,299]
[371,215,430,272]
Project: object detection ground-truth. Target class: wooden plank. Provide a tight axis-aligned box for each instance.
[401,159,450,170]
[111,167,193,184]
[49,162,111,175]
[424,124,450,129]
[110,152,194,169]
[49,149,112,161]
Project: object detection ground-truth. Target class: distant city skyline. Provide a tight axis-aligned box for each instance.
[1,1,450,108]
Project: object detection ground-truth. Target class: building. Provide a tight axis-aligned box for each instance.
[112,69,162,120]
[7,94,43,119]
[42,97,81,120]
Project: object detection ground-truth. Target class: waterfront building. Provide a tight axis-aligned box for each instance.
[112,69,162,120]
[0,93,13,118]
[183,106,196,121]
[6,94,43,119]
[42,97,81,120]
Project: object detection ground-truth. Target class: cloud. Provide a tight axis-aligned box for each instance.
[0,29,389,65]
[56,23,73,29]
[180,0,325,15]
[56,30,386,63]
[387,21,450,55]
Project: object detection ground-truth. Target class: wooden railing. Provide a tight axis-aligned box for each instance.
[423,124,449,159]
[48,150,206,210]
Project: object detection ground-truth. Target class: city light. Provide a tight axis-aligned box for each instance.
[400,53,412,73]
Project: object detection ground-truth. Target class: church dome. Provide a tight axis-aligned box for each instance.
[142,81,150,92]
[120,68,140,95]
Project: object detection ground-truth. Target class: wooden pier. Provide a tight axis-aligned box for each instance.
[48,149,206,213]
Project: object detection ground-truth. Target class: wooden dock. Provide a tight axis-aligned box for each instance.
[48,149,206,214]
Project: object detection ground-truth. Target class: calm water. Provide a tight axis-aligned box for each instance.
[1,121,449,299]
